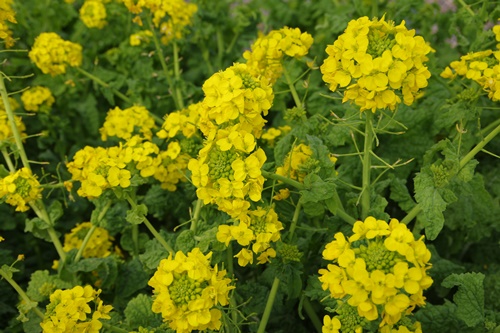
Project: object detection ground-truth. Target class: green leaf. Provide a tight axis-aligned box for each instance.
[124,294,162,330]
[24,217,54,242]
[175,230,195,253]
[414,169,447,240]
[67,256,118,289]
[300,174,335,204]
[139,239,169,270]
[120,229,149,254]
[0,264,19,280]
[27,270,72,302]
[48,200,63,224]
[415,300,462,332]
[126,204,148,225]
[389,176,416,212]
[196,226,218,253]
[442,272,485,327]
[115,258,150,299]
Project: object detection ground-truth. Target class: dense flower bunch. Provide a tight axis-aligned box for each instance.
[148,248,234,333]
[243,27,314,84]
[260,125,291,147]
[29,32,83,76]
[123,0,197,45]
[21,86,55,112]
[0,167,42,212]
[440,28,500,102]
[129,29,153,46]
[80,0,108,29]
[62,222,114,258]
[100,105,156,141]
[0,98,26,143]
[0,0,16,48]
[154,140,191,191]
[40,285,113,333]
[157,103,202,140]
[320,16,432,112]
[319,216,432,332]
[216,206,283,266]
[199,63,274,138]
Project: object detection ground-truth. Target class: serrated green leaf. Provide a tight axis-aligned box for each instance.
[24,217,54,242]
[196,227,218,253]
[27,270,72,302]
[120,229,149,254]
[21,310,42,333]
[115,258,149,299]
[175,230,195,253]
[390,176,416,212]
[1,264,19,280]
[300,174,335,204]
[126,204,148,225]
[442,272,485,327]
[66,256,118,289]
[415,300,462,332]
[139,239,169,270]
[48,200,63,224]
[124,294,162,329]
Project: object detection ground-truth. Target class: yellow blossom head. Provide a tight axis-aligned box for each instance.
[0,0,17,48]
[29,32,83,76]
[80,0,107,29]
[100,105,156,141]
[21,86,55,112]
[62,222,114,259]
[0,98,26,143]
[0,167,42,212]
[320,16,432,112]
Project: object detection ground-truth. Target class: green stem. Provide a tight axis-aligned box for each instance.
[1,148,16,172]
[261,170,306,190]
[190,199,203,233]
[147,15,181,110]
[74,67,132,106]
[173,41,185,110]
[361,111,374,219]
[226,243,238,331]
[302,297,322,333]
[0,269,45,320]
[283,65,302,109]
[101,323,129,333]
[288,201,302,241]
[331,188,357,225]
[402,121,500,225]
[371,0,378,18]
[125,194,174,254]
[257,277,281,333]
[457,0,475,16]
[30,202,66,262]
[132,224,139,255]
[0,74,30,169]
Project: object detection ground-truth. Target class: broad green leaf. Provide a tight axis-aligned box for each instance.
[415,300,462,332]
[124,294,162,330]
[115,258,150,299]
[300,174,335,203]
[442,272,485,327]
[48,200,63,224]
[175,230,195,253]
[27,270,72,302]
[24,217,55,242]
[139,239,169,270]
[126,204,148,225]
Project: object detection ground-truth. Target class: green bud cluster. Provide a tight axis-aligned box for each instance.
[297,157,320,175]
[278,243,302,263]
[239,73,259,90]
[356,240,400,273]
[336,302,368,333]
[14,177,32,197]
[431,160,456,188]
[208,148,238,180]
[249,216,267,234]
[168,273,205,308]
[179,138,202,158]
[283,106,306,123]
[367,31,396,58]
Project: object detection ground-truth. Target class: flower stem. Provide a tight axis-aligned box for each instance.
[361,111,374,219]
[29,202,66,262]
[0,268,45,320]
[302,297,322,333]
[173,41,185,110]
[190,199,203,233]
[283,65,302,109]
[226,243,238,331]
[74,67,131,105]
[257,276,280,333]
[288,200,302,241]
[261,170,306,190]
[125,194,174,254]
[147,15,181,111]
[400,204,422,225]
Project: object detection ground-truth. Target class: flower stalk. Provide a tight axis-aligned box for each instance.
[361,111,374,219]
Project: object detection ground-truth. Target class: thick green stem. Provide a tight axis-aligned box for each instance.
[302,297,322,333]
[288,201,302,241]
[172,41,185,110]
[0,269,45,320]
[0,74,30,169]
[125,194,174,254]
[132,224,139,255]
[371,0,378,18]
[30,203,66,262]
[1,149,15,171]
[402,121,500,225]
[74,68,131,105]
[262,170,306,190]
[257,277,281,333]
[190,199,203,233]
[226,243,237,332]
[331,189,357,225]
[361,112,374,219]
[148,16,181,111]
[283,65,302,109]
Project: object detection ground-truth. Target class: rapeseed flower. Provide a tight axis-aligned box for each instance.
[129,29,153,46]
[0,97,26,143]
[157,102,202,140]
[21,86,55,112]
[29,32,82,76]
[320,16,432,112]
[148,248,234,333]
[62,222,114,259]
[0,0,16,48]
[40,285,112,333]
[0,168,42,212]
[260,125,291,147]
[319,216,432,329]
[80,0,107,29]
[100,105,156,141]
[244,27,314,84]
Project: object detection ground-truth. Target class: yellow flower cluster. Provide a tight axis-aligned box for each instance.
[216,206,283,266]
[200,63,274,138]
[494,24,500,49]
[124,0,197,45]
[29,32,83,76]
[148,248,234,333]
[129,29,153,46]
[154,140,191,191]
[100,105,156,141]
[40,285,113,333]
[21,86,55,112]
[260,125,291,147]
[62,222,114,258]
[320,16,432,112]
[0,0,16,48]
[440,32,500,102]
[80,0,108,29]
[157,102,201,140]
[0,97,26,143]
[0,168,42,212]
[244,27,314,84]
[319,216,432,331]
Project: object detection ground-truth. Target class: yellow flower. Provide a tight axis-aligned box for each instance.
[148,248,234,333]
[234,248,253,267]
[0,98,26,143]
[0,0,17,48]
[21,86,55,112]
[320,16,431,112]
[62,222,114,258]
[80,0,107,29]
[129,29,153,46]
[322,315,341,333]
[40,285,112,333]
[318,216,432,325]
[100,105,156,141]
[0,167,42,212]
[29,32,82,76]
